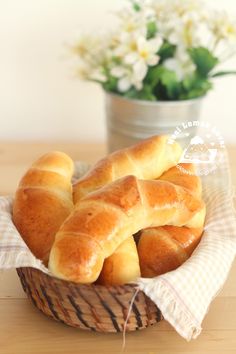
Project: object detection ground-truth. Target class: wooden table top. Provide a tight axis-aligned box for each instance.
[0,142,235,354]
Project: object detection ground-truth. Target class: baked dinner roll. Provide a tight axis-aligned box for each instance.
[49,175,205,284]
[13,151,74,263]
[72,135,182,285]
[138,226,203,277]
[138,163,205,277]
[97,236,140,286]
[98,163,202,285]
[73,135,182,203]
[159,163,202,199]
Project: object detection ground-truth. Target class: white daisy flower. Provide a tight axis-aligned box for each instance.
[111,65,143,92]
[163,47,196,81]
[209,11,236,43]
[124,36,162,80]
[72,0,236,97]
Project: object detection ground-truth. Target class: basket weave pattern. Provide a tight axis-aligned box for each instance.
[17,267,162,332]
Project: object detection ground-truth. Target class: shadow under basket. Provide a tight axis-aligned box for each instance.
[17,267,163,333]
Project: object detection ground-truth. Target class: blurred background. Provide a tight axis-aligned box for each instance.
[0,0,235,143]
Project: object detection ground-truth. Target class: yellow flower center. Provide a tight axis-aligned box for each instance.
[130,41,138,51]
[227,24,236,35]
[125,22,136,32]
[140,50,149,59]
[183,20,194,46]
[74,44,87,56]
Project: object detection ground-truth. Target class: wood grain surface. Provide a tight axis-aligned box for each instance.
[0,142,235,354]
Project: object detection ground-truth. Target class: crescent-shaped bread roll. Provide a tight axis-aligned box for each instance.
[49,175,205,283]
[138,163,205,277]
[98,163,203,285]
[159,163,202,199]
[138,226,203,277]
[73,135,182,203]
[73,136,182,286]
[97,236,140,286]
[13,151,74,263]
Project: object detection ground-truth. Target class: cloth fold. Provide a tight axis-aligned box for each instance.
[0,152,235,340]
[138,185,236,340]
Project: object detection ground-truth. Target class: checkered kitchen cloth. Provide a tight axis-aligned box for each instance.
[0,153,235,341]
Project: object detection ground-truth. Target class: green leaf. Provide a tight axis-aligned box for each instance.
[188,47,218,77]
[182,73,198,91]
[111,56,122,65]
[211,70,236,78]
[102,76,118,92]
[159,68,180,99]
[145,65,181,100]
[124,85,156,101]
[147,21,157,39]
[123,88,138,99]
[158,41,176,62]
[145,65,165,89]
[181,84,212,99]
[132,2,141,12]
[181,74,212,99]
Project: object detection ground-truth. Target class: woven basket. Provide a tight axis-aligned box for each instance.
[17,267,162,332]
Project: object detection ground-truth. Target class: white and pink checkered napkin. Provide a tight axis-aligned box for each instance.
[0,153,236,341]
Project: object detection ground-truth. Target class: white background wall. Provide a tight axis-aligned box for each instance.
[0,0,236,143]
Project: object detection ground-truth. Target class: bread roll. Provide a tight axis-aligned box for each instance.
[138,163,205,277]
[73,135,182,203]
[138,226,203,277]
[98,163,202,285]
[13,151,74,263]
[159,163,202,199]
[49,175,205,283]
[97,236,140,286]
[73,135,182,285]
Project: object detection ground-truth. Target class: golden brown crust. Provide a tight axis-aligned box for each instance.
[49,175,205,284]
[59,203,124,254]
[71,136,182,285]
[73,135,182,203]
[13,189,73,262]
[162,225,203,255]
[159,163,202,199]
[138,226,203,277]
[138,162,205,278]
[12,151,74,264]
[32,151,74,179]
[83,175,142,214]
[49,234,104,283]
[97,237,140,286]
[19,169,72,197]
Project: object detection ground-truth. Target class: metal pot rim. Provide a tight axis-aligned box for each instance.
[105,90,205,106]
